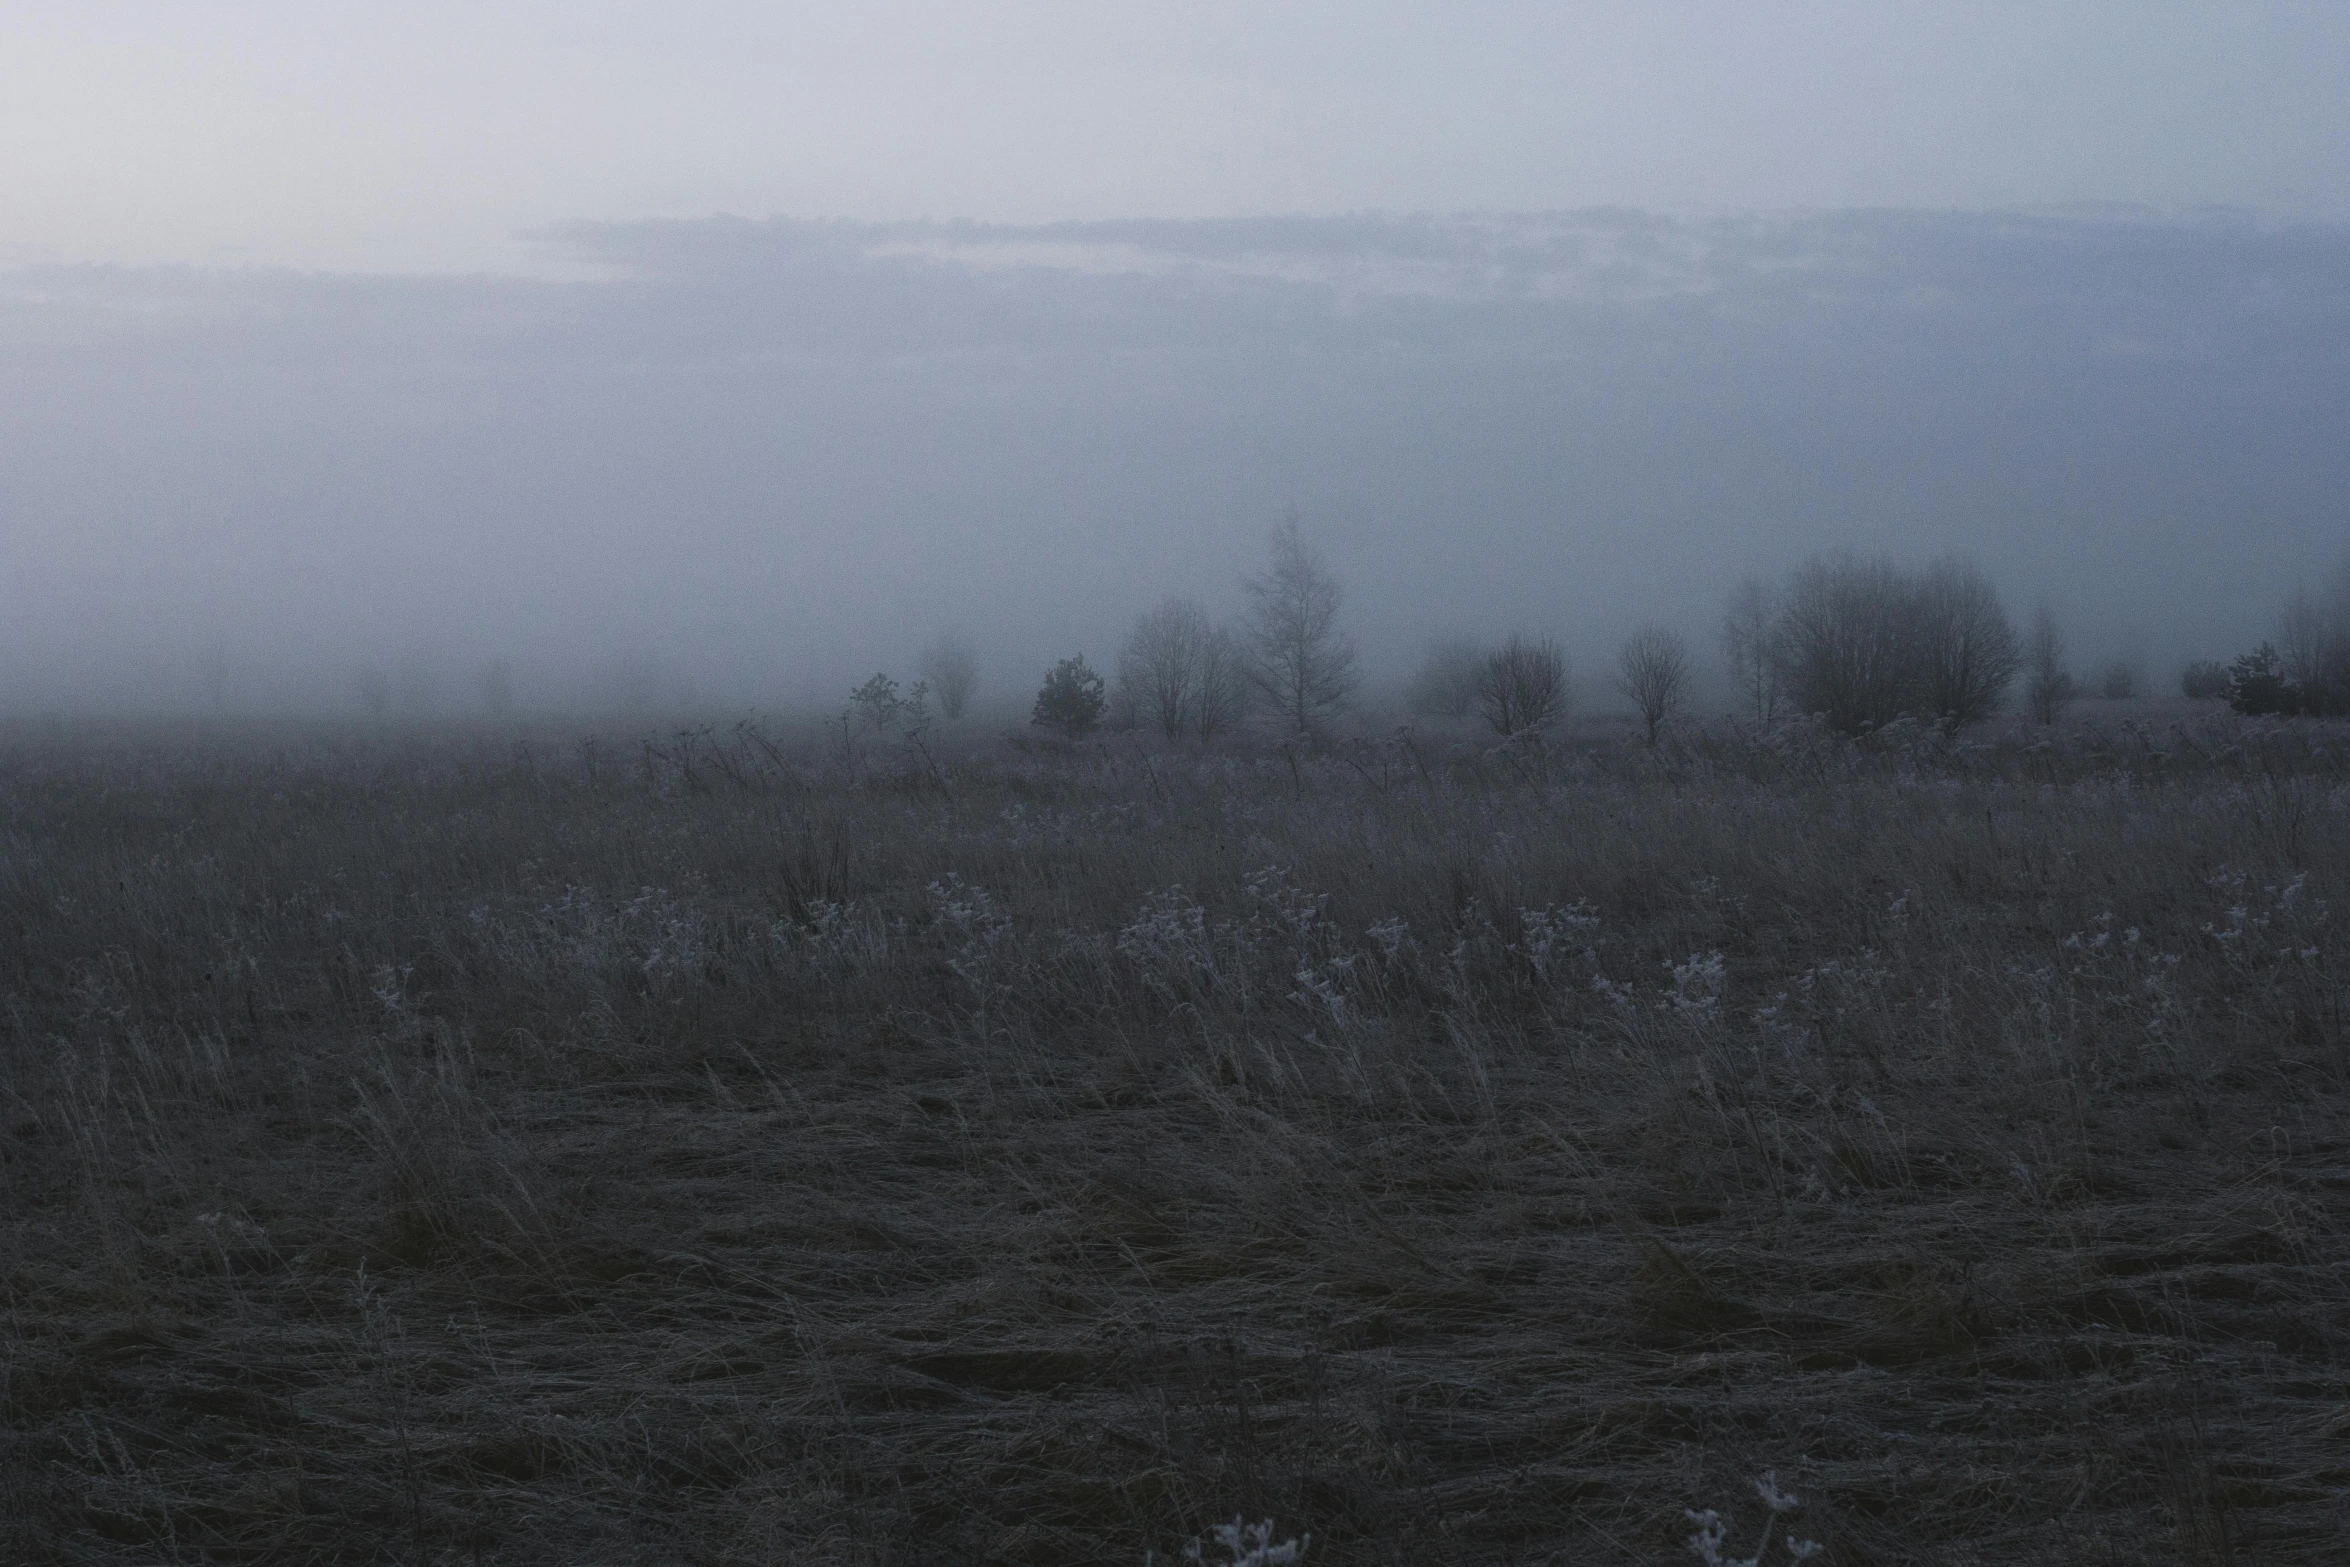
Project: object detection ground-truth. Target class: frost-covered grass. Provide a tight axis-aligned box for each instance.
[2,710,2347,1562]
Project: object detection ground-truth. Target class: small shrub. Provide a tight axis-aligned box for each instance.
[2226,643,2295,716]
[850,674,904,731]
[1032,656,1107,738]
[2097,660,2141,700]
[2180,660,2230,700]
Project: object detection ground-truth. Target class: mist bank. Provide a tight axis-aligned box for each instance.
[3,207,2344,717]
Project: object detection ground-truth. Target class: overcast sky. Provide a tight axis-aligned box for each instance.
[4,6,2347,716]
[10,4,2349,274]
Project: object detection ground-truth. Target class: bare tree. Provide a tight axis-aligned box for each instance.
[1406,639,1485,720]
[1244,512,1358,733]
[1117,599,1214,740]
[2277,557,2350,714]
[1476,636,1570,737]
[1192,622,1253,741]
[1615,625,1691,745]
[1775,552,1922,735]
[2279,591,2329,694]
[918,634,979,722]
[1720,574,1780,726]
[1914,556,2021,731]
[2025,603,2076,726]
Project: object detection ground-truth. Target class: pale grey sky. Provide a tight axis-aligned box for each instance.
[6,3,2348,273]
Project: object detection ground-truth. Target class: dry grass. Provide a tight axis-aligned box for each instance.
[3,711,2346,1563]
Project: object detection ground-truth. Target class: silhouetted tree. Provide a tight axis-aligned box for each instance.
[1192,623,1253,741]
[1615,625,1690,745]
[2276,559,2350,715]
[1476,636,1569,737]
[1775,553,1922,734]
[1406,639,1485,720]
[2025,604,2077,726]
[1915,556,2021,730]
[850,674,905,731]
[1031,656,1106,739]
[918,635,979,722]
[1244,512,1357,732]
[1720,574,1780,726]
[1117,598,1215,740]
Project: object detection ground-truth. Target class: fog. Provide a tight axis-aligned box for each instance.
[4,206,2346,718]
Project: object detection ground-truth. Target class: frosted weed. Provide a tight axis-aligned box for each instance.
[1118,887,1219,1000]
[1148,1516,1307,1567]
[1686,1471,1822,1566]
[1668,950,1727,1012]
[1517,901,1600,986]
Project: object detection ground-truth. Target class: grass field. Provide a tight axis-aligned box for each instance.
[3,709,2346,1563]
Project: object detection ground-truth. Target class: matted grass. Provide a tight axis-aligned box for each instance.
[3,713,2346,1563]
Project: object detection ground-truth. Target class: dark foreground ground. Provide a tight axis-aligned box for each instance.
[3,712,2346,1564]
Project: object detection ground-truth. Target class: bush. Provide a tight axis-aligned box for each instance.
[1031,656,1107,738]
[2180,660,2230,701]
[2096,660,2141,700]
[1768,553,2020,734]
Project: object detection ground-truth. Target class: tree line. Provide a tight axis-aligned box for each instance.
[863,530,2350,747]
